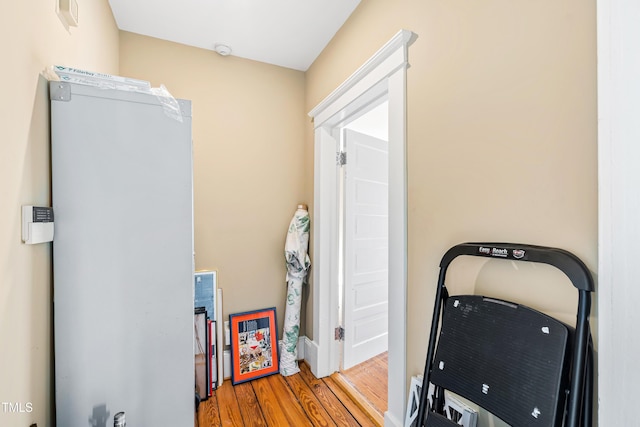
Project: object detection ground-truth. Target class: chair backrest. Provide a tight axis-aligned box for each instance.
[429,295,571,426]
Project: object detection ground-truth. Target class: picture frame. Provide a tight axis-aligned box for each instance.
[229,307,279,385]
[194,307,209,401]
[194,270,218,393]
[194,270,217,322]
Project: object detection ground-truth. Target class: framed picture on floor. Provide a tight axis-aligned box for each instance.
[194,307,209,401]
[229,307,279,385]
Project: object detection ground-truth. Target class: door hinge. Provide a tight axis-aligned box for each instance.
[334,326,345,341]
[336,151,347,166]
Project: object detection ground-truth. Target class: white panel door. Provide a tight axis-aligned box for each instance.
[343,129,389,370]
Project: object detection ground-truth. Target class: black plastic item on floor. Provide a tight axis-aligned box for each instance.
[417,243,594,427]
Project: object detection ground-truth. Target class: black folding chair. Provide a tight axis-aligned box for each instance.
[417,243,594,427]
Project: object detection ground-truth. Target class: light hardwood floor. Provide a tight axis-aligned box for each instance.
[196,356,387,427]
[334,352,388,425]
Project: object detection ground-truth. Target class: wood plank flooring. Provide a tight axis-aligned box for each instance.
[333,352,388,425]
[196,360,383,427]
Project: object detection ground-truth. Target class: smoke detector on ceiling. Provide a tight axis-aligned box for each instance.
[214,44,232,56]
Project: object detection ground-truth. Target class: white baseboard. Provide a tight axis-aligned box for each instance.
[223,349,231,379]
[303,337,320,377]
[222,335,308,379]
[385,411,404,427]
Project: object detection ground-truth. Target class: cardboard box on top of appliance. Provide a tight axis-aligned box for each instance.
[52,65,151,92]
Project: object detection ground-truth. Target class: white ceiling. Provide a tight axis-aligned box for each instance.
[108,0,361,71]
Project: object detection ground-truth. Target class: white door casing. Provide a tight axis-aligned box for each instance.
[343,129,389,370]
[309,29,417,427]
[597,0,640,424]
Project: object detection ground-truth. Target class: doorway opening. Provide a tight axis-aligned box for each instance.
[336,101,390,422]
[308,30,416,427]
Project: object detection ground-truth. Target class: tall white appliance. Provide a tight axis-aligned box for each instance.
[50,81,194,426]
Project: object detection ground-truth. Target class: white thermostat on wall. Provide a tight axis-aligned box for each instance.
[22,206,55,244]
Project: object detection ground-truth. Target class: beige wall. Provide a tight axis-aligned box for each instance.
[0,1,119,426]
[119,32,307,336]
[305,0,597,405]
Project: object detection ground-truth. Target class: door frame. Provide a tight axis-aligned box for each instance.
[597,0,640,423]
[307,29,417,427]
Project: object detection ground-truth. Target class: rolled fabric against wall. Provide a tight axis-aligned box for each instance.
[279,205,311,376]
